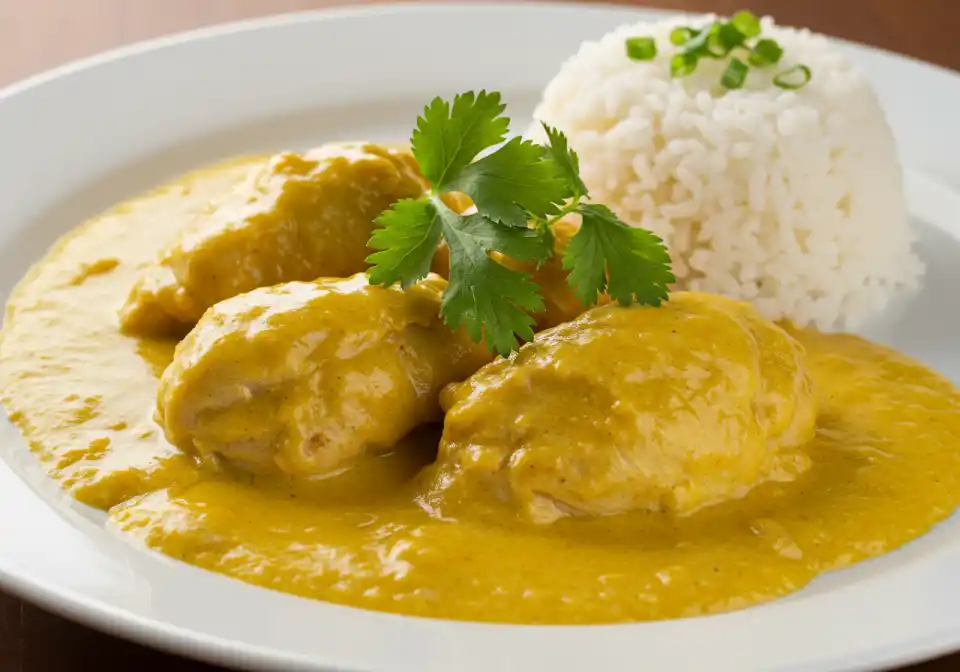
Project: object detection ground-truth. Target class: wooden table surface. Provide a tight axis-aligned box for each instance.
[1,0,959,670]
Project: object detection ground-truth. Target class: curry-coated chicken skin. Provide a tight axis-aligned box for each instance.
[426,292,817,525]
[120,142,427,336]
[156,273,490,477]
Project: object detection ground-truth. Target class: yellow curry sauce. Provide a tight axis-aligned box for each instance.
[3,158,960,624]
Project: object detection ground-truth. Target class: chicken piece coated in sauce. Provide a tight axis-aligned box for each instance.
[120,143,427,336]
[156,273,490,477]
[426,292,817,524]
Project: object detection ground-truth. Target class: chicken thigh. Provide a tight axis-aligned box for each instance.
[426,292,817,524]
[157,273,490,477]
[121,142,426,336]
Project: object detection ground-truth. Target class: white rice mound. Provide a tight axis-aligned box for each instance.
[529,14,923,330]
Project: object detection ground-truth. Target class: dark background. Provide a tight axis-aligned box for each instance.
[1,0,958,669]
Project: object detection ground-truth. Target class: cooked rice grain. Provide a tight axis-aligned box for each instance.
[529,14,923,329]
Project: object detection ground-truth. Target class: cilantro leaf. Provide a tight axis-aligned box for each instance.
[541,123,588,198]
[365,198,443,288]
[563,222,606,305]
[438,208,546,355]
[564,204,674,306]
[443,207,553,263]
[446,137,572,227]
[411,91,509,190]
[368,90,676,357]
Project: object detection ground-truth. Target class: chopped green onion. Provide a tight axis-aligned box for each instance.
[730,10,761,38]
[715,23,747,54]
[773,64,812,89]
[749,38,783,67]
[705,32,729,58]
[670,26,698,45]
[625,36,658,61]
[721,57,750,89]
[679,22,718,57]
[670,52,699,78]
[634,10,811,92]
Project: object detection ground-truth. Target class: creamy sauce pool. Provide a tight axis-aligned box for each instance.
[3,159,960,624]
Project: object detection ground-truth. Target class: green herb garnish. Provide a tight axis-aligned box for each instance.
[366,91,674,356]
[714,23,747,55]
[730,10,761,38]
[670,26,697,46]
[680,22,720,58]
[721,57,750,89]
[625,10,811,91]
[625,36,658,61]
[670,52,699,78]
[773,64,812,89]
[749,38,784,67]
[564,204,673,307]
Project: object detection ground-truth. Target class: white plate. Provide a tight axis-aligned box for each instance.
[2,3,960,671]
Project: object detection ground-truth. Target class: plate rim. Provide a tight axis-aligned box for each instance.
[4,1,960,102]
[2,3,960,672]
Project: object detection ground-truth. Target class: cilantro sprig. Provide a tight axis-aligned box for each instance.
[365,90,674,355]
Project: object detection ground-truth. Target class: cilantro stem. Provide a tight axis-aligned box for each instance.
[548,195,584,224]
[531,193,584,257]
